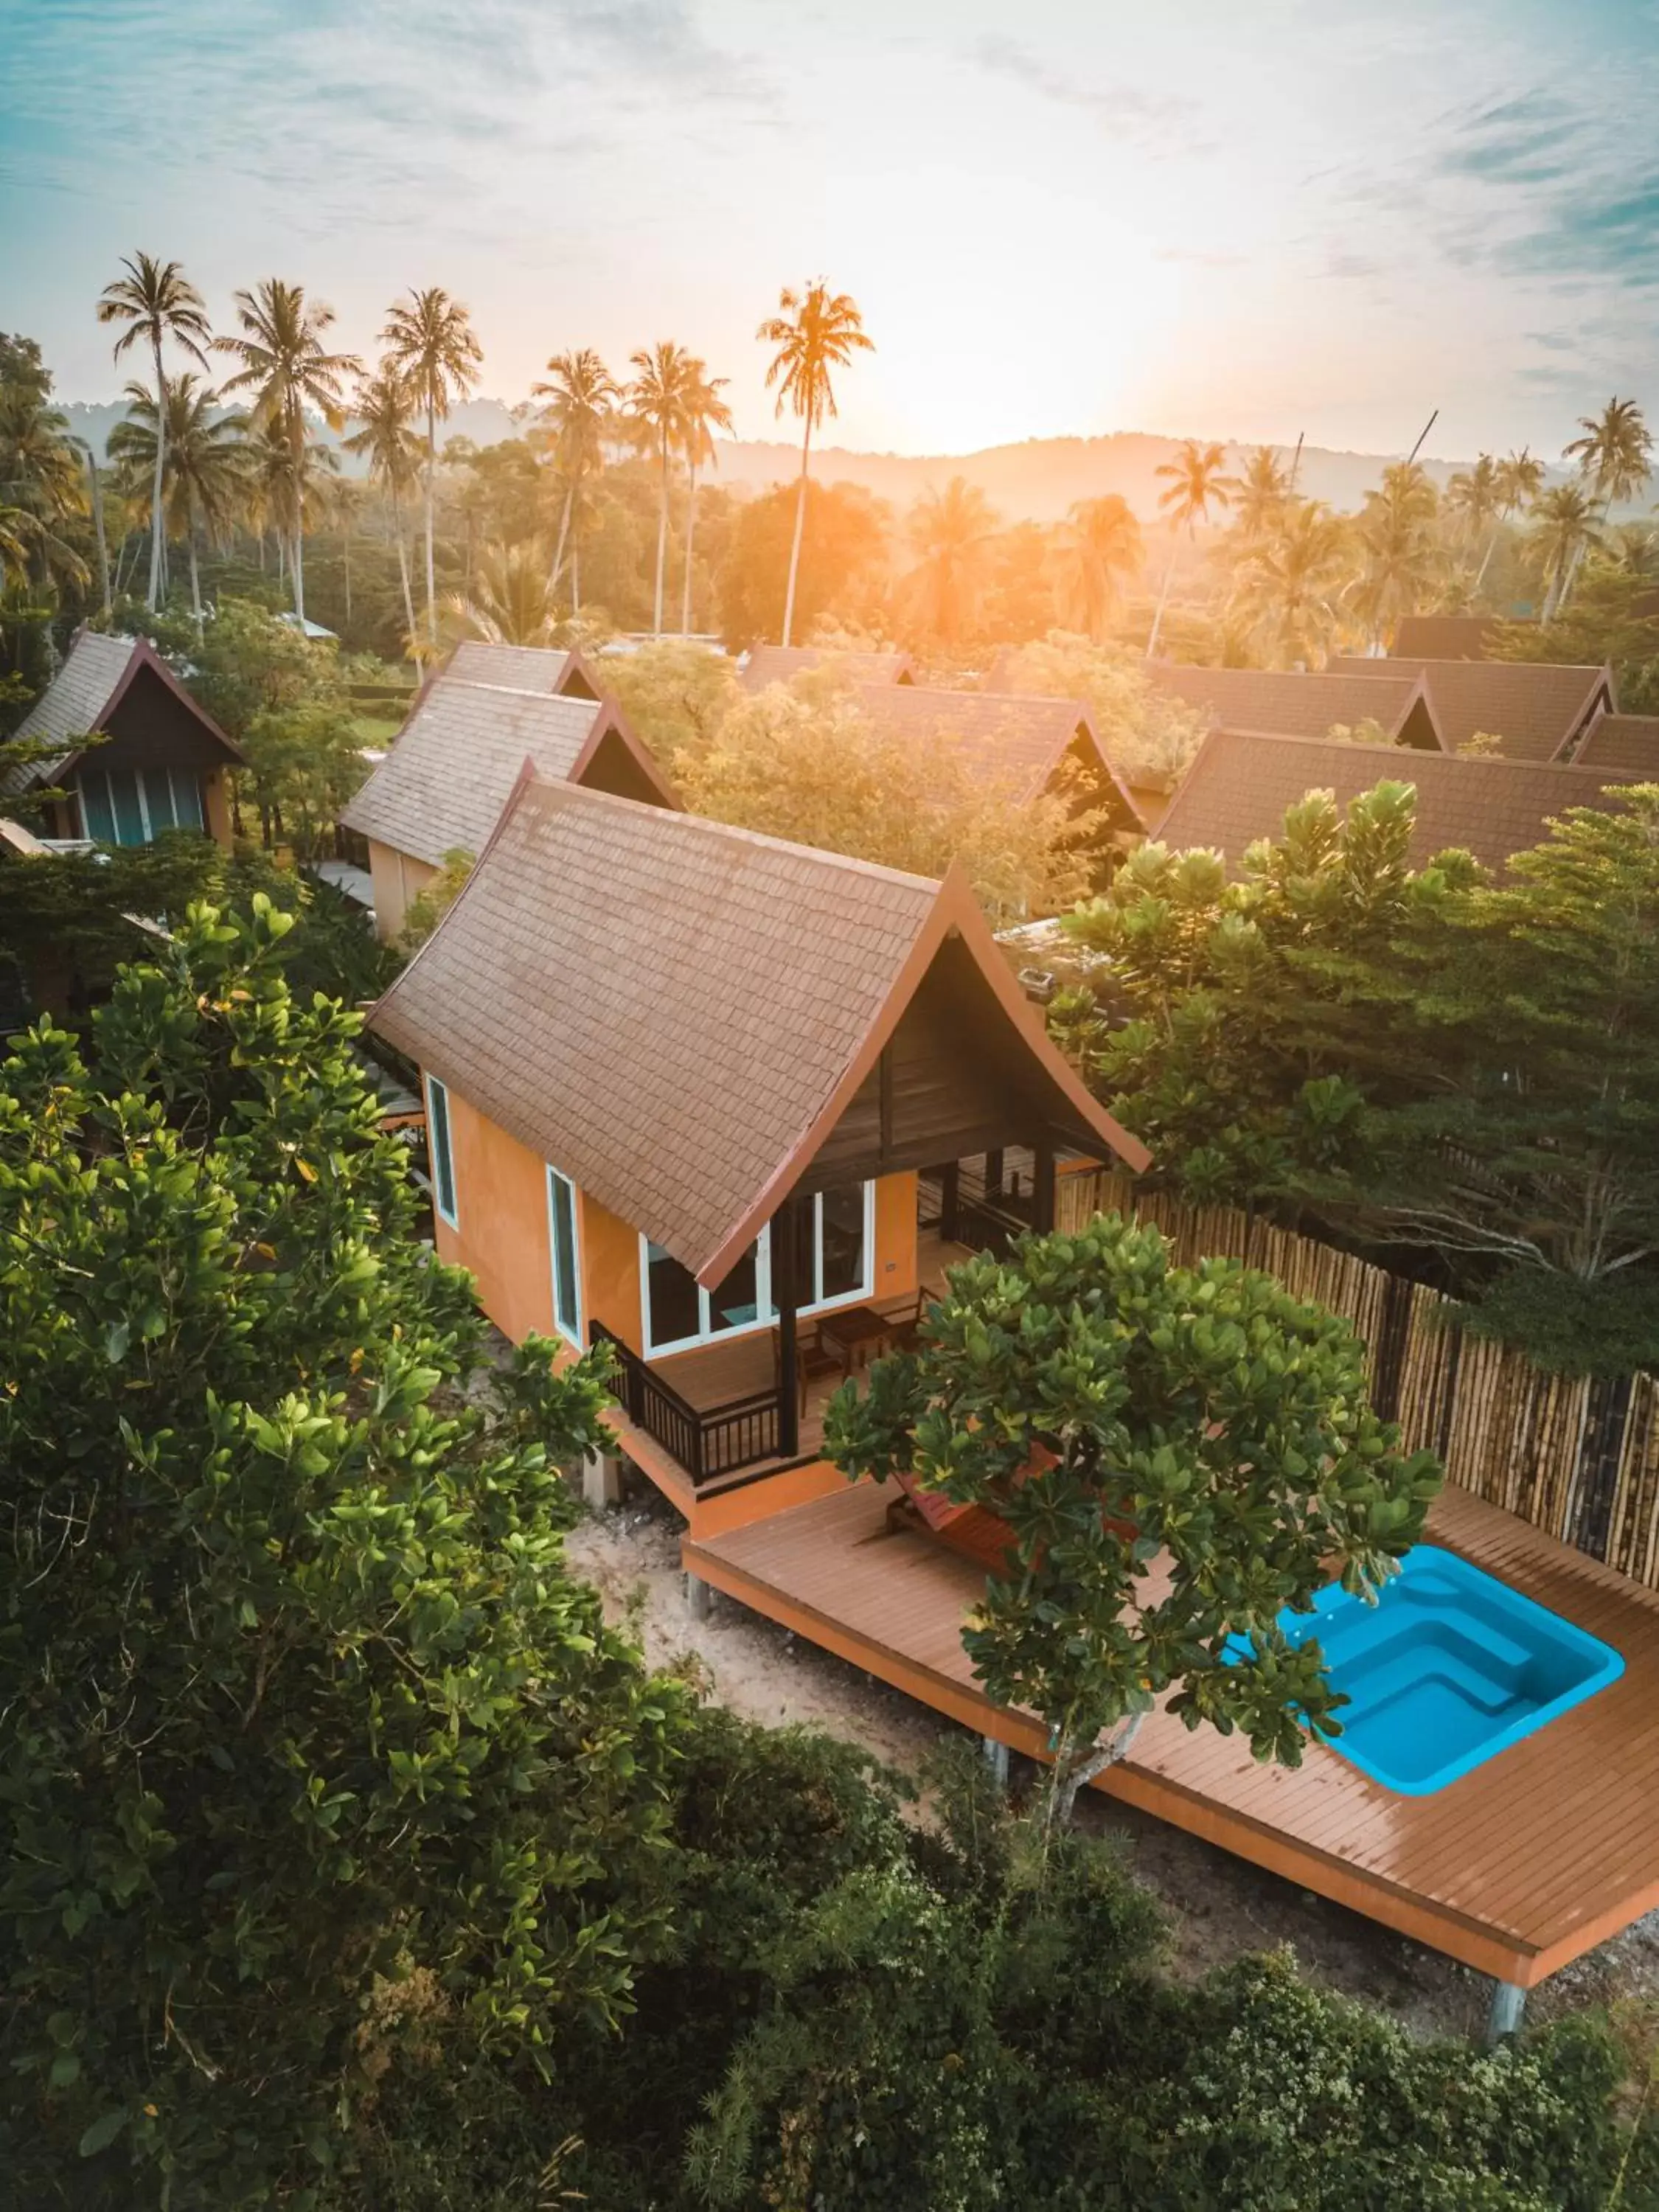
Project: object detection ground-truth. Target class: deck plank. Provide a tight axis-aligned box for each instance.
[686,1481,1659,1987]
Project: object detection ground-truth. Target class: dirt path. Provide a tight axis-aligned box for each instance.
[567,1486,1659,2045]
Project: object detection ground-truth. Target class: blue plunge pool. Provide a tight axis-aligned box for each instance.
[1234,1546,1624,1796]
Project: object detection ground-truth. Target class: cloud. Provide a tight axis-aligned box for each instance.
[1433,92,1578,185]
[970,33,1198,143]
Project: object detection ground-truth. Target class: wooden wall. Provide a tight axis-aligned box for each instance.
[1057,1170,1659,1593]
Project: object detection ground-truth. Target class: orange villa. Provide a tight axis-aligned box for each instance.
[341,667,676,941]
[367,771,1148,1537]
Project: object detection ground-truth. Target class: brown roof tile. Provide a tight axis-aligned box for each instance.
[1143,661,1441,748]
[369,779,1144,1280]
[444,640,603,698]
[1,630,240,799]
[853,683,1141,825]
[1391,614,1517,660]
[742,644,916,692]
[341,676,675,864]
[1327,655,1613,761]
[1566,712,1659,778]
[1157,727,1630,877]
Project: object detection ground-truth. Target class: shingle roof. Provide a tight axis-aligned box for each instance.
[1157,727,1629,878]
[1143,661,1441,748]
[0,632,139,796]
[742,644,916,692]
[443,640,602,698]
[852,683,1142,825]
[1391,614,1517,660]
[1326,655,1613,762]
[369,777,1144,1282]
[341,676,675,865]
[1562,712,1659,778]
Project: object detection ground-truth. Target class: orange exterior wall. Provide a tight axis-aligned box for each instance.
[203,768,233,849]
[367,839,437,945]
[580,1192,644,1355]
[431,1083,557,1346]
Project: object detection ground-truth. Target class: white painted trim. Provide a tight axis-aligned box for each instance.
[639,1178,876,1357]
[425,1074,459,1228]
[546,1164,583,1349]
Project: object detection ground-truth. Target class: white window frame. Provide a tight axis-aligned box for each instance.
[425,1074,459,1228]
[546,1164,583,1349]
[638,1180,876,1357]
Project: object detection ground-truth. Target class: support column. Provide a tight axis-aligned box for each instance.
[939,1161,960,1244]
[772,1195,800,1458]
[581,1447,625,1512]
[981,1736,1010,1791]
[1485,1980,1526,2046]
[1032,1136,1057,1235]
[984,1148,1004,1201]
[685,1571,712,1622]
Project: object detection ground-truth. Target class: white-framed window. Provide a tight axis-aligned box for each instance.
[639,1180,874,1357]
[546,1165,582,1348]
[425,1074,459,1228]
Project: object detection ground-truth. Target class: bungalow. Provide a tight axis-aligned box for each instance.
[741,644,917,692]
[1559,710,1659,777]
[366,773,1147,1537]
[1143,662,1445,751]
[1155,727,1628,877]
[341,674,677,942]
[851,683,1145,885]
[440,639,608,700]
[0,630,240,846]
[1326,655,1615,761]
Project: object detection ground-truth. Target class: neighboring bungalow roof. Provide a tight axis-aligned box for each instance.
[1563,712,1659,778]
[1,631,240,798]
[442,639,605,699]
[0,817,50,857]
[1326,655,1613,762]
[852,683,1143,828]
[341,676,676,866]
[1143,661,1442,749]
[1391,614,1522,660]
[1156,727,1628,878]
[369,776,1147,1286]
[741,644,916,692]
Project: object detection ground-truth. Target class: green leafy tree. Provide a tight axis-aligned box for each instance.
[599,638,740,773]
[828,1214,1440,1829]
[1228,496,1352,668]
[0,900,686,2206]
[756,282,874,648]
[992,631,1208,793]
[398,846,473,952]
[717,479,888,650]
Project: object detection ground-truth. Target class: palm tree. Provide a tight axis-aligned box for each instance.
[1561,397,1652,611]
[108,374,248,631]
[95,254,211,611]
[625,342,693,637]
[757,281,874,647]
[1347,462,1442,650]
[1228,498,1352,668]
[1444,454,1500,585]
[531,349,617,604]
[1531,484,1604,620]
[69,437,112,615]
[1148,439,1234,654]
[344,364,424,644]
[1047,494,1144,641]
[440,538,559,647]
[675,358,734,634]
[0,383,89,597]
[217,279,360,626]
[1231,446,1290,545]
[1495,447,1546,518]
[901,477,1001,644]
[380,288,483,642]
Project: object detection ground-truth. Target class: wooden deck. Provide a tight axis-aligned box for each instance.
[686,1481,1659,1989]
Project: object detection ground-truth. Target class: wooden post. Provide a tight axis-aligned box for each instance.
[773,1196,800,1458]
[1032,1138,1056,1234]
[984,1148,1004,1201]
[940,1161,960,1244]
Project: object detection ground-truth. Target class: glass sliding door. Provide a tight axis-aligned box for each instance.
[816,1182,869,1304]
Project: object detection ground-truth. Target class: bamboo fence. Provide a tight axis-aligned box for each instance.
[1056,1169,1659,1593]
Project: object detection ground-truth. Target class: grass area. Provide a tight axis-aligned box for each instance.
[352,714,403,748]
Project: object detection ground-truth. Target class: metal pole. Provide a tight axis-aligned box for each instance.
[1485,1979,1526,2046]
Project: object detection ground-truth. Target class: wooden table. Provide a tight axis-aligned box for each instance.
[815,1303,894,1377]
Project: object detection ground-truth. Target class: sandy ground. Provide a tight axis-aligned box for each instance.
[568,1478,1659,2046]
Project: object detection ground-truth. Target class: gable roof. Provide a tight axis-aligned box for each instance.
[741,644,916,692]
[1326,655,1613,762]
[1391,614,1520,661]
[1157,727,1630,878]
[0,630,241,798]
[368,776,1147,1286]
[852,683,1144,827]
[1142,661,1443,750]
[341,676,676,865]
[1559,711,1659,778]
[441,639,605,699]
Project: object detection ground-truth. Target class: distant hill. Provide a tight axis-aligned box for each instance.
[58,398,1597,522]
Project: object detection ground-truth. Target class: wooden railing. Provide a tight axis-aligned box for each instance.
[590,1322,783,1488]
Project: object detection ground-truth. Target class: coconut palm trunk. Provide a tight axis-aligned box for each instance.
[392,492,417,640]
[83,447,111,614]
[1147,542,1178,655]
[187,516,204,637]
[146,332,167,611]
[653,425,669,635]
[1475,527,1501,591]
[681,459,700,633]
[781,414,813,647]
[547,484,574,597]
[423,401,437,640]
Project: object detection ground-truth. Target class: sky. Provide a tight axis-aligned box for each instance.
[2,0,1657,462]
